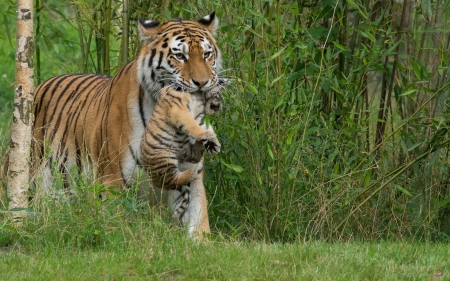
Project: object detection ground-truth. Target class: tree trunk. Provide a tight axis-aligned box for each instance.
[7,0,34,222]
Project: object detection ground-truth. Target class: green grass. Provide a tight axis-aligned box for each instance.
[1,235,449,280]
[0,192,449,280]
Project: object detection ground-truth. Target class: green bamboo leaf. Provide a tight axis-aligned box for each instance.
[274,96,285,110]
[286,130,295,145]
[358,30,375,43]
[246,83,258,94]
[411,60,422,80]
[164,8,172,19]
[429,148,440,165]
[399,89,417,96]
[407,141,423,151]
[384,40,401,56]
[332,41,347,51]
[267,143,274,160]
[394,184,412,197]
[270,46,287,60]
[220,159,244,173]
[2,14,12,47]
[438,198,450,208]
[364,170,371,185]
[271,74,284,86]
[347,0,368,19]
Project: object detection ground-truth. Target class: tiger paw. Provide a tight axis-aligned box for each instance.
[172,185,191,225]
[199,132,221,154]
[182,141,205,163]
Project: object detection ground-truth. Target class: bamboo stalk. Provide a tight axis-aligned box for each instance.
[382,0,409,144]
[76,9,86,73]
[35,0,40,84]
[120,0,129,67]
[274,0,282,237]
[83,26,94,73]
[104,0,112,75]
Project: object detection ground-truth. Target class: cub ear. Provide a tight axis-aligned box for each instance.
[197,11,219,36]
[138,18,162,42]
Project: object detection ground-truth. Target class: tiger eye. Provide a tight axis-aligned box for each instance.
[204,52,212,60]
[175,53,186,61]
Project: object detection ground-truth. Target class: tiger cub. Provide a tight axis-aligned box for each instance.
[140,79,229,191]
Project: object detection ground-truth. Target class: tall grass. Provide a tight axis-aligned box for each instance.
[1,0,450,242]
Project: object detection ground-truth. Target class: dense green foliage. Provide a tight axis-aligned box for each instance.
[1,0,450,242]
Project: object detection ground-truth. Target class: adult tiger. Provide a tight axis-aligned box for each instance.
[32,12,222,238]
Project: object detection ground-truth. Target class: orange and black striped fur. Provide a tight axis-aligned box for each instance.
[140,78,229,191]
[32,10,222,215]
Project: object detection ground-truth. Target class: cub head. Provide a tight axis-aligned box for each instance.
[137,12,222,99]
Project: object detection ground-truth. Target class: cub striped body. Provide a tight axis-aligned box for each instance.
[141,83,226,191]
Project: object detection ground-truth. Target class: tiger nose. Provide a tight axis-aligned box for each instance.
[192,79,209,88]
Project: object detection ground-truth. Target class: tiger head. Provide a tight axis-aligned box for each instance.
[137,12,222,99]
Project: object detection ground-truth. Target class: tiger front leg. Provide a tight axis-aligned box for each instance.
[183,170,210,239]
[171,184,191,224]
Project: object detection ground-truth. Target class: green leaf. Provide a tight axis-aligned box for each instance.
[399,89,417,97]
[429,147,440,165]
[332,41,347,51]
[247,83,258,94]
[358,30,375,43]
[267,143,274,160]
[411,60,422,80]
[347,0,368,19]
[407,141,423,151]
[364,170,371,185]
[286,130,295,145]
[438,198,450,208]
[2,14,12,47]
[394,184,412,197]
[270,46,287,60]
[384,40,401,56]
[165,8,172,19]
[220,159,244,173]
[271,74,284,86]
[274,96,285,110]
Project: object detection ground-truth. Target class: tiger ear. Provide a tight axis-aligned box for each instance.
[197,12,219,36]
[138,18,162,42]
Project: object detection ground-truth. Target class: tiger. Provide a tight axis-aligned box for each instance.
[140,78,230,192]
[32,12,223,238]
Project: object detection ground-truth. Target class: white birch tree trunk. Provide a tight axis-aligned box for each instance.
[7,0,34,221]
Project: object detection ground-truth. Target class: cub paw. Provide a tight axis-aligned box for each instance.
[182,141,205,164]
[203,135,221,155]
